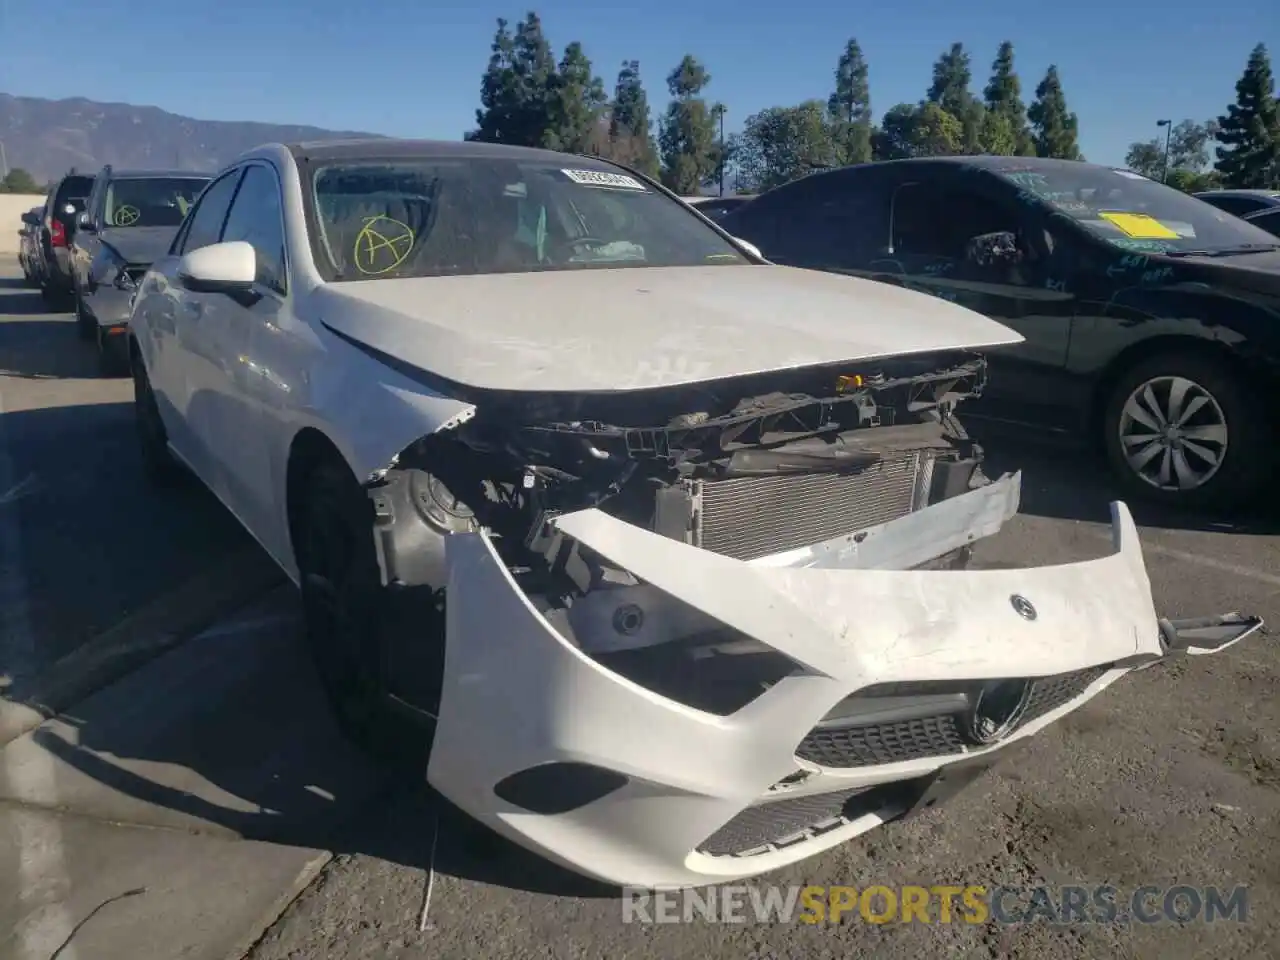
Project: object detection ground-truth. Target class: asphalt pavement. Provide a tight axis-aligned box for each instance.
[0,266,1277,960]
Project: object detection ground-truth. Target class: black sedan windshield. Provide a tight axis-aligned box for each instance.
[991,165,1280,255]
[309,158,748,279]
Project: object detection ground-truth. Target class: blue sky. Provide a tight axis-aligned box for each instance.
[0,0,1275,166]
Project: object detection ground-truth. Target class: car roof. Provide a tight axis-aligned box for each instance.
[772,155,1144,191]
[102,168,213,180]
[281,137,619,167]
[1195,188,1280,197]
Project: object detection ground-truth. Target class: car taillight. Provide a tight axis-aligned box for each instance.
[50,219,67,247]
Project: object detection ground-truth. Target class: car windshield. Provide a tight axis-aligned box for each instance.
[309,158,748,279]
[104,177,211,228]
[991,165,1280,255]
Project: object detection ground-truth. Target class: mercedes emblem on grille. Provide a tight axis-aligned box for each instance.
[1010,594,1037,621]
[966,679,1033,746]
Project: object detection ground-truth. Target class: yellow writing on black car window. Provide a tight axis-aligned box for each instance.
[114,205,141,226]
[353,215,415,275]
[1097,211,1179,240]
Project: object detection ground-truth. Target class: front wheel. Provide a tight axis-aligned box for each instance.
[1102,352,1271,510]
[75,291,96,340]
[296,463,436,777]
[133,354,183,485]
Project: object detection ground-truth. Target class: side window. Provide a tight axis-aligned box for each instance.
[771,178,889,269]
[1248,209,1280,238]
[220,165,287,295]
[891,179,1032,284]
[180,170,243,254]
[1206,196,1260,216]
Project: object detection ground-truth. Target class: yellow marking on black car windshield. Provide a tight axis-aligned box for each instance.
[1097,211,1179,240]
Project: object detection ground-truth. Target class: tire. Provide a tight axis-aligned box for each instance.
[75,291,96,340]
[1101,351,1272,510]
[97,327,129,377]
[132,354,183,485]
[295,462,435,778]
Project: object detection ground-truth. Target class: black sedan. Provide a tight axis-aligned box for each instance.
[718,156,1280,509]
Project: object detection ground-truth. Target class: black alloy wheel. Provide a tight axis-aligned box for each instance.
[132,354,182,485]
[1102,351,1271,510]
[296,463,434,777]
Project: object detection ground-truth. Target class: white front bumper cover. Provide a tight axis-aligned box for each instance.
[426,471,1263,889]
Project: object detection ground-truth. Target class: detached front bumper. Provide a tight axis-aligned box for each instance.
[426,472,1262,889]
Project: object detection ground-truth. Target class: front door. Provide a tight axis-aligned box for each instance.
[167,168,245,489]
[873,174,1078,431]
[201,162,291,538]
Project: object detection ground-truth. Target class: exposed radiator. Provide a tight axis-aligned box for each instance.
[685,451,934,562]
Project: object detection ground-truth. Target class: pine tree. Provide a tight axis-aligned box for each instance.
[1215,44,1280,188]
[926,43,984,154]
[981,41,1035,156]
[469,18,520,142]
[1028,65,1082,160]
[468,14,558,147]
[545,42,608,154]
[609,60,659,176]
[827,38,873,165]
[658,56,720,194]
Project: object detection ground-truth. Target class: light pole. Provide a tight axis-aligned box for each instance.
[718,106,726,197]
[1156,119,1172,183]
[0,140,8,180]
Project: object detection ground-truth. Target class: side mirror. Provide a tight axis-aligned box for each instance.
[732,237,764,260]
[78,214,97,234]
[177,241,258,298]
[21,211,40,227]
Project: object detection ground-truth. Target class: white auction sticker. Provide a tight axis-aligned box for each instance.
[562,169,647,190]
[1112,169,1150,180]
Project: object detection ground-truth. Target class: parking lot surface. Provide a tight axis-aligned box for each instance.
[1,269,1277,959]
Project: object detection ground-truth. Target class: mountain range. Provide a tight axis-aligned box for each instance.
[0,93,383,183]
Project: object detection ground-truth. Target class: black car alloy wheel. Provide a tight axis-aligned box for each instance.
[1103,352,1269,508]
[132,356,182,484]
[297,463,433,776]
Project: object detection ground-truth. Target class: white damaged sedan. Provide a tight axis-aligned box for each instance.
[127,139,1262,889]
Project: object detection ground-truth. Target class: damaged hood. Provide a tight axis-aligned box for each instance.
[312,265,1024,393]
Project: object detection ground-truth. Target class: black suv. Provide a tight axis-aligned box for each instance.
[38,170,97,307]
[69,165,212,373]
[719,156,1280,509]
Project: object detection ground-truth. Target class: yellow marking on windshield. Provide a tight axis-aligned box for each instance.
[353,216,415,275]
[113,205,141,226]
[1098,212,1179,239]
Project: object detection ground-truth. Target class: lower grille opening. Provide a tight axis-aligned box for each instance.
[696,780,922,858]
[796,666,1111,769]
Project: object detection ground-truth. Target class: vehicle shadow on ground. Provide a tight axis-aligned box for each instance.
[0,278,102,381]
[18,602,617,900]
[970,423,1280,537]
[0,402,260,695]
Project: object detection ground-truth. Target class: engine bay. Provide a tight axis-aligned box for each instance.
[369,350,987,592]
[363,349,991,712]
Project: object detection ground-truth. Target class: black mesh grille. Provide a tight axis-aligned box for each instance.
[796,666,1111,769]
[696,785,871,857]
